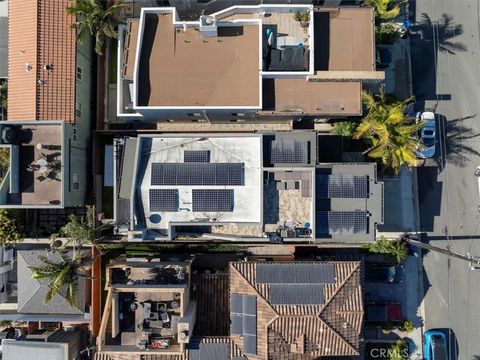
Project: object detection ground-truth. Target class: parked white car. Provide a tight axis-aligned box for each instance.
[414,112,436,159]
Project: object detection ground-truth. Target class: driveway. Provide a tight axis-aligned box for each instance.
[364,256,424,359]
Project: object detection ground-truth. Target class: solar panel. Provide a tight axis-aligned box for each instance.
[243,315,256,335]
[271,140,309,164]
[149,189,178,212]
[230,293,243,313]
[192,189,233,212]
[188,342,230,360]
[242,295,256,316]
[151,163,244,186]
[316,175,368,198]
[184,150,210,163]
[230,315,243,335]
[269,284,325,305]
[256,263,336,284]
[316,211,368,235]
[244,335,257,355]
[230,294,257,353]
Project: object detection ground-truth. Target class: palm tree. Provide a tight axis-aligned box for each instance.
[30,253,89,306]
[67,0,126,56]
[364,0,407,21]
[353,89,423,174]
[51,206,111,253]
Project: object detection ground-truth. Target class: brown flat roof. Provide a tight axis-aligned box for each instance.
[8,0,76,123]
[327,8,375,71]
[137,13,260,107]
[270,79,362,116]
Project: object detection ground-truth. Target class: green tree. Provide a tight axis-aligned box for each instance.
[30,253,89,306]
[67,0,126,56]
[332,120,358,137]
[353,89,423,174]
[52,206,111,252]
[398,319,414,333]
[365,0,407,21]
[389,339,408,360]
[363,236,408,263]
[0,209,22,246]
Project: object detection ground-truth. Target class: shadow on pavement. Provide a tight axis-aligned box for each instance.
[410,12,466,109]
[417,167,443,232]
[437,114,480,168]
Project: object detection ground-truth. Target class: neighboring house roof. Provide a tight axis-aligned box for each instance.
[95,354,184,360]
[187,337,244,360]
[2,339,69,360]
[229,261,364,359]
[8,0,76,122]
[0,17,7,79]
[17,250,86,315]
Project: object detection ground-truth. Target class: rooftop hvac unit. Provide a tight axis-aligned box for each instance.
[199,15,217,37]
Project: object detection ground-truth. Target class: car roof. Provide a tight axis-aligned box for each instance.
[422,112,435,120]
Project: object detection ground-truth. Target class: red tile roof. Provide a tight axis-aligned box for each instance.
[8,0,76,123]
[230,261,364,359]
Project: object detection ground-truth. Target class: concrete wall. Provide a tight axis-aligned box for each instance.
[63,36,93,207]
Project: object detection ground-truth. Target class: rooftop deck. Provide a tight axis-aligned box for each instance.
[3,123,62,206]
[136,12,260,108]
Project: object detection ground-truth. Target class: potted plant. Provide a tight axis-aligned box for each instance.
[294,10,310,28]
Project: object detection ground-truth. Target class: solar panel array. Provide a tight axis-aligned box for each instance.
[256,263,336,284]
[184,150,210,163]
[149,189,178,212]
[255,263,337,306]
[192,189,233,212]
[230,293,257,355]
[316,175,368,198]
[151,163,244,186]
[316,211,368,235]
[269,284,325,305]
[270,140,309,164]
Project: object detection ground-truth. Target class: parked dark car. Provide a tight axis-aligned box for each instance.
[366,265,404,283]
[366,303,402,323]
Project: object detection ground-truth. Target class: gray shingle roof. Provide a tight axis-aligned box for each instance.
[17,250,86,315]
[0,17,7,78]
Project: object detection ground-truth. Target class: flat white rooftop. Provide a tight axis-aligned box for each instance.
[135,135,263,233]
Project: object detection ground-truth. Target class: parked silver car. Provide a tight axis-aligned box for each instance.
[415,112,436,159]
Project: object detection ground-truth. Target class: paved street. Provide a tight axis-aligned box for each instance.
[411,0,480,359]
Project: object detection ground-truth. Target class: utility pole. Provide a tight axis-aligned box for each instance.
[403,235,480,269]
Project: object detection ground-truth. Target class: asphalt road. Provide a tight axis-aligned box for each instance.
[411,0,480,359]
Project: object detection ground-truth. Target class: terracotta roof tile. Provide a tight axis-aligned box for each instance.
[8,0,76,123]
[230,261,364,359]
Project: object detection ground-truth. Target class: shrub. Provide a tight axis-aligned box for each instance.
[294,10,310,24]
[399,319,414,333]
[376,22,402,44]
[389,339,409,360]
[0,209,22,246]
[362,236,408,263]
[332,120,358,137]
